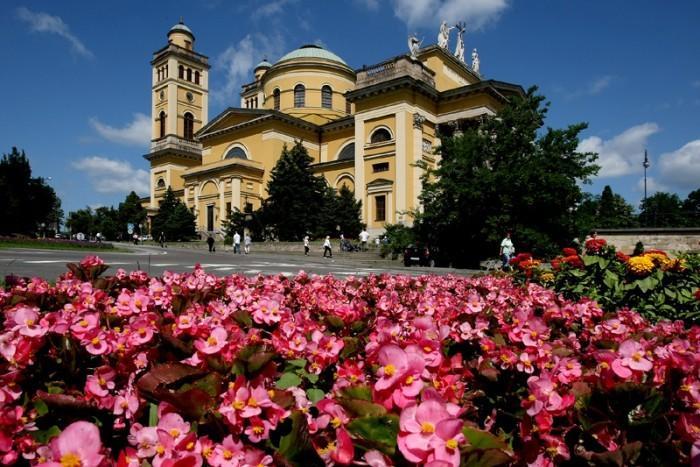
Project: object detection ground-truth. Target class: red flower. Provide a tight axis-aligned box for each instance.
[615,251,630,263]
[585,238,607,254]
[562,248,577,257]
[561,255,583,269]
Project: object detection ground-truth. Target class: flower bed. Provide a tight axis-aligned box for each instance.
[539,239,700,323]
[2,257,700,465]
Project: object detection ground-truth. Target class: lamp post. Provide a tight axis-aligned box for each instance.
[643,149,650,205]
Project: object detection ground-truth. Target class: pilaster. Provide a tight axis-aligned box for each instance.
[354,119,366,222]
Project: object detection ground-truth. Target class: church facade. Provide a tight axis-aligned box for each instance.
[144,21,523,236]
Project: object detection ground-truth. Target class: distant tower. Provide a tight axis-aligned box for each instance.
[146,19,210,212]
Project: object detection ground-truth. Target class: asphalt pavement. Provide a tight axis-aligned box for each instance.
[0,245,474,280]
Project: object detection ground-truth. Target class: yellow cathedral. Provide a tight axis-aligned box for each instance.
[144,21,524,237]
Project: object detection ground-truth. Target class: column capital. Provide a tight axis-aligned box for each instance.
[412,113,426,129]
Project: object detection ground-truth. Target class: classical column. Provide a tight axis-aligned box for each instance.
[184,186,190,208]
[354,119,366,223]
[395,111,407,218]
[149,170,156,208]
[412,113,426,213]
[231,177,241,212]
[218,179,226,229]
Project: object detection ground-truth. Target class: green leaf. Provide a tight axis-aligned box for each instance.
[247,351,276,373]
[287,359,307,368]
[325,315,345,329]
[339,385,373,401]
[306,388,325,404]
[462,427,509,450]
[347,415,400,455]
[276,372,302,389]
[31,425,61,444]
[338,398,387,417]
[148,402,158,426]
[583,255,600,267]
[34,399,49,416]
[232,310,253,327]
[603,269,619,290]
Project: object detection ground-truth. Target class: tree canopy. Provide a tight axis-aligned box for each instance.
[151,187,196,241]
[0,147,61,236]
[414,87,599,266]
[639,192,685,228]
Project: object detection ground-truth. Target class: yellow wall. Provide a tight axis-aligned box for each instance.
[421,53,479,92]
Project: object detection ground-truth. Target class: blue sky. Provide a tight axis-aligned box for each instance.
[1,0,699,215]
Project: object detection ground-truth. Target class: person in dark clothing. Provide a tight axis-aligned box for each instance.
[158,232,166,248]
[207,235,215,252]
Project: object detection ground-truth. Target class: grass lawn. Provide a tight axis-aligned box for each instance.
[0,238,128,252]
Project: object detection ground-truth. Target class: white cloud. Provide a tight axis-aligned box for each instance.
[562,75,615,100]
[89,113,151,146]
[658,140,700,190]
[214,33,285,104]
[254,0,299,17]
[380,0,508,30]
[578,123,660,178]
[72,156,150,195]
[692,80,700,88]
[16,7,93,58]
[588,75,613,95]
[355,0,380,10]
[635,176,667,195]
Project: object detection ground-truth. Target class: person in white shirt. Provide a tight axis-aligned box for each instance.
[499,232,515,270]
[303,235,310,256]
[244,234,251,254]
[359,229,369,251]
[233,231,241,254]
[323,236,333,258]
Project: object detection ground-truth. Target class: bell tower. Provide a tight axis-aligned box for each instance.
[146,19,210,212]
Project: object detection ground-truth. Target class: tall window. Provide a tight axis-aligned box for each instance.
[346,100,351,114]
[194,71,200,85]
[159,111,166,138]
[321,85,332,109]
[273,88,280,110]
[294,84,305,108]
[186,68,192,82]
[178,65,184,79]
[370,128,392,144]
[183,112,194,140]
[375,195,386,221]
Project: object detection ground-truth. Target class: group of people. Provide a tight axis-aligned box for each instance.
[304,229,372,259]
[204,231,251,254]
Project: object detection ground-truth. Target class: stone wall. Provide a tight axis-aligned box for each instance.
[596,228,700,254]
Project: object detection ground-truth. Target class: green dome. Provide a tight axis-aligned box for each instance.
[277,44,348,66]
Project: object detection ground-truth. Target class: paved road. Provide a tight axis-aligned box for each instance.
[0,246,473,280]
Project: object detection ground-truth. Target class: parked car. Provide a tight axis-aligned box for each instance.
[403,244,434,267]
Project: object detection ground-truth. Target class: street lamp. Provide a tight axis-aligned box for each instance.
[643,149,650,205]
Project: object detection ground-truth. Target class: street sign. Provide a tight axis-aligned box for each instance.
[127,223,134,234]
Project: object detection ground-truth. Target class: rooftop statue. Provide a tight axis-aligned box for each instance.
[471,48,480,75]
[408,33,422,59]
[454,22,466,63]
[437,20,454,49]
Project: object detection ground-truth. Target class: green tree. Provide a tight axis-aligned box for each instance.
[639,192,685,227]
[682,188,700,226]
[118,191,147,237]
[94,207,121,240]
[264,142,329,240]
[67,208,95,236]
[415,87,599,266]
[332,185,364,238]
[0,147,61,235]
[151,187,196,241]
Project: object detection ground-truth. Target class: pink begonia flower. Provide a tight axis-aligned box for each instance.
[80,255,104,268]
[426,417,464,466]
[244,417,273,443]
[85,366,116,398]
[12,306,47,337]
[553,357,582,384]
[398,400,461,465]
[194,327,228,355]
[158,413,190,444]
[251,298,283,325]
[612,340,653,378]
[39,421,104,467]
[330,427,355,465]
[521,318,549,347]
[114,390,139,419]
[465,293,484,314]
[128,320,155,346]
[375,344,409,391]
[84,330,111,355]
[525,374,568,416]
[517,352,536,374]
[241,447,273,467]
[316,399,350,431]
[210,435,243,466]
[70,313,99,338]
[364,450,390,467]
[132,425,159,458]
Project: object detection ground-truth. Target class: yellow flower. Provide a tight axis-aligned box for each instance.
[663,258,687,272]
[627,255,655,276]
[644,252,670,268]
[540,272,555,283]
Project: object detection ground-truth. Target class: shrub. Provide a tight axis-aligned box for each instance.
[2,258,700,465]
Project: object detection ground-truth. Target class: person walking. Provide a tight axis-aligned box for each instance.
[158,231,166,248]
[132,233,139,245]
[323,235,333,258]
[244,233,251,254]
[206,235,215,253]
[499,231,514,271]
[359,229,369,251]
[233,231,241,254]
[303,235,310,256]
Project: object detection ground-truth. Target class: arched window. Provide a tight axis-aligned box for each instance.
[159,111,166,138]
[370,127,392,144]
[156,178,166,189]
[294,84,305,108]
[322,85,332,109]
[186,68,192,82]
[224,147,247,160]
[273,88,280,110]
[178,65,184,79]
[183,112,194,140]
[337,143,355,161]
[194,71,200,85]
